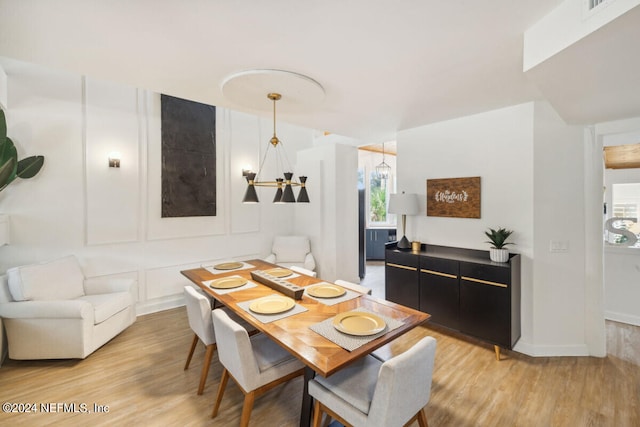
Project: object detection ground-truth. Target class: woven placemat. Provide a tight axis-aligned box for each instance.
[238,294,308,324]
[304,282,362,306]
[203,261,255,275]
[309,308,404,352]
[203,276,258,295]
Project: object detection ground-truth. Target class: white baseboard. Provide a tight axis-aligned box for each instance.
[136,295,184,316]
[605,311,640,327]
[514,340,590,357]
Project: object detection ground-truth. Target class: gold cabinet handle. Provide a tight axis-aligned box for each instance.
[461,276,508,288]
[387,263,417,271]
[420,269,457,279]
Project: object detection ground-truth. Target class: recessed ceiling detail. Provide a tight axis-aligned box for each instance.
[221,69,325,114]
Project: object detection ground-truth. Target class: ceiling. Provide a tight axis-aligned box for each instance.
[0,1,639,143]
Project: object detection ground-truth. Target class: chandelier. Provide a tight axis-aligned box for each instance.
[242,93,309,203]
[375,142,392,179]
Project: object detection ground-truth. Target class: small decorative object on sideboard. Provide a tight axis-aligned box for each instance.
[485,227,514,262]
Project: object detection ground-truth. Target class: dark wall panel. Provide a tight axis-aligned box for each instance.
[161,94,216,217]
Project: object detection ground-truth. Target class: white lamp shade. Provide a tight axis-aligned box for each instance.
[388,192,419,215]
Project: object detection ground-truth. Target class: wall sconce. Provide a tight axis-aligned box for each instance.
[108,152,121,168]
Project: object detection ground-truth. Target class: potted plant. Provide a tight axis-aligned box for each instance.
[0,109,44,193]
[485,227,513,262]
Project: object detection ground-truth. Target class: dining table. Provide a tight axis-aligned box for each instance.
[181,258,430,427]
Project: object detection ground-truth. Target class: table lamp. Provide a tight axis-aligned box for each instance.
[388,192,419,250]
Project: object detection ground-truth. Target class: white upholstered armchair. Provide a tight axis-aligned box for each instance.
[0,255,136,360]
[264,235,316,271]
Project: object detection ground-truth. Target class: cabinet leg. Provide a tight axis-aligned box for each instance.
[494,345,501,361]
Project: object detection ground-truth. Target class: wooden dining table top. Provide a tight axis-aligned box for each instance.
[180,259,430,377]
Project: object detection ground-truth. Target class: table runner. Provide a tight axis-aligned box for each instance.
[238,294,308,324]
[309,308,404,352]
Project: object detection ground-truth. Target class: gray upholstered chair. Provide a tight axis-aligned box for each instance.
[334,279,372,295]
[309,336,437,427]
[264,235,316,271]
[210,308,304,427]
[183,286,255,395]
[183,286,221,395]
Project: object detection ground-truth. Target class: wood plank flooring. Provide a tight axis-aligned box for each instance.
[0,307,638,426]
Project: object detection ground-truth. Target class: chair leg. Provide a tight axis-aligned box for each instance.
[417,409,429,427]
[312,400,325,427]
[211,368,230,418]
[184,334,199,370]
[239,391,256,427]
[197,344,215,395]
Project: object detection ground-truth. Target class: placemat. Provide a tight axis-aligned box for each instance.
[238,294,308,324]
[309,308,404,352]
[203,276,259,295]
[304,282,362,306]
[203,261,255,275]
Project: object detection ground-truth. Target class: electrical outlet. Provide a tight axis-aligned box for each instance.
[549,240,569,252]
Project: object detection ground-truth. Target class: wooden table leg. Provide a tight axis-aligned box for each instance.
[494,345,501,361]
[300,366,315,427]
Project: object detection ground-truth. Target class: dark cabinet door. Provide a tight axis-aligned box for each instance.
[419,257,460,330]
[459,262,511,347]
[385,251,419,309]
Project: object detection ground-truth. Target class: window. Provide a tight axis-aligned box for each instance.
[605,183,640,246]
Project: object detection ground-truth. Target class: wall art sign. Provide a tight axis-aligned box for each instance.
[161,94,216,218]
[426,176,481,218]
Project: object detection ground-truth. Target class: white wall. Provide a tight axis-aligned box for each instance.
[295,142,359,283]
[397,101,601,356]
[524,0,640,71]
[0,59,318,314]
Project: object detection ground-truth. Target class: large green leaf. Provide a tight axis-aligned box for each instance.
[0,156,17,191]
[17,155,45,179]
[0,109,6,145]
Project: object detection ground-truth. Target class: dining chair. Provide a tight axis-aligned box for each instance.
[308,336,437,427]
[183,285,221,395]
[210,308,305,427]
[334,279,372,295]
[290,265,317,277]
[183,286,256,395]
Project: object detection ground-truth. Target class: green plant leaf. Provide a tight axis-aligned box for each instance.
[0,156,17,191]
[17,155,45,179]
[484,227,514,249]
[0,109,6,145]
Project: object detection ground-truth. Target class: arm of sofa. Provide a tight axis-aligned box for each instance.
[83,277,136,295]
[0,300,93,320]
[303,253,316,271]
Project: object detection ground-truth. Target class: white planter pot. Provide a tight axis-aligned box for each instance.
[490,248,509,263]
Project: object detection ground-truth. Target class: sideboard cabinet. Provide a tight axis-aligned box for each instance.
[385,243,521,358]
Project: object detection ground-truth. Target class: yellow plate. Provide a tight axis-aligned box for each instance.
[209,277,248,289]
[307,284,346,298]
[249,295,296,314]
[265,268,293,278]
[214,262,244,270]
[333,312,386,336]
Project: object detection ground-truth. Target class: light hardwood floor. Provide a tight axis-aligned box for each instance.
[0,305,638,426]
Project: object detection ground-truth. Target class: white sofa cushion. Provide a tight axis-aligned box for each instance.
[272,236,311,263]
[77,292,133,324]
[7,255,86,302]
